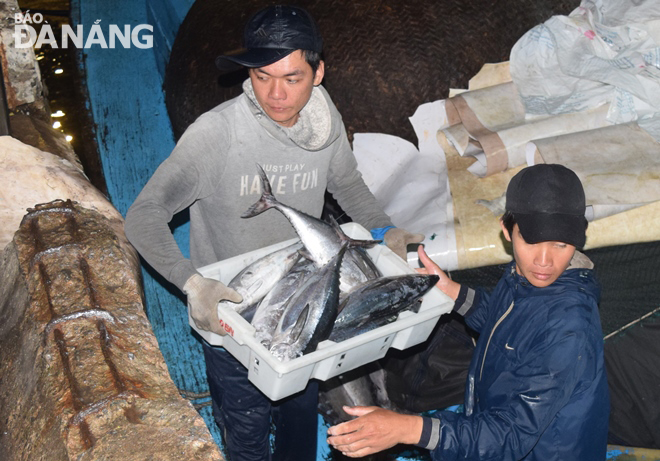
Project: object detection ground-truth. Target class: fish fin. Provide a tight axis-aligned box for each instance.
[290,304,309,343]
[241,163,278,218]
[256,164,273,195]
[298,248,315,261]
[337,240,350,259]
[328,215,382,248]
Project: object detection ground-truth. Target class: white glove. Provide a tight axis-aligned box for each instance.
[384,228,425,261]
[183,274,242,336]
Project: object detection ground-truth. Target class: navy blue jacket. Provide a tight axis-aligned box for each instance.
[419,260,609,460]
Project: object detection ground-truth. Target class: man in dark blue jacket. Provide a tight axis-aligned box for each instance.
[327,164,610,460]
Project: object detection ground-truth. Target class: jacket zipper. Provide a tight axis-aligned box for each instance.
[479,301,515,380]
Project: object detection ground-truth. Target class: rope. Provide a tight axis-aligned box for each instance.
[193,401,212,410]
[179,389,211,400]
[179,388,213,412]
[603,306,660,341]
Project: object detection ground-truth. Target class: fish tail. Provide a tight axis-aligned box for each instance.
[328,215,382,248]
[337,240,350,259]
[241,164,279,218]
[344,236,382,249]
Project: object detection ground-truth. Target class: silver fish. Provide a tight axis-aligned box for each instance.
[271,247,379,338]
[329,274,439,342]
[241,164,380,293]
[241,164,379,266]
[339,246,383,300]
[251,259,314,347]
[269,243,348,361]
[319,367,380,425]
[219,241,303,317]
[348,246,382,281]
[318,362,394,426]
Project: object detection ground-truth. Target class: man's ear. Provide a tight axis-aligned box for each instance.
[313,60,325,86]
[500,220,512,242]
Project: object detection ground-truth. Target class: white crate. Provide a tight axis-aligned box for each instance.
[192,222,454,401]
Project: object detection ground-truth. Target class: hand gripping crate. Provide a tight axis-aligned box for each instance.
[191,223,454,401]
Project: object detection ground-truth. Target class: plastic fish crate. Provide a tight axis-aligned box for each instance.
[192,222,454,401]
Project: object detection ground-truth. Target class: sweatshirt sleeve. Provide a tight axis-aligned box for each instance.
[325,123,393,230]
[124,114,229,291]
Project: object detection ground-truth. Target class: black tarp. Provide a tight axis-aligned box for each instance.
[605,309,660,448]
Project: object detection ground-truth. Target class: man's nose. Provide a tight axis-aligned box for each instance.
[269,80,286,100]
[535,247,551,267]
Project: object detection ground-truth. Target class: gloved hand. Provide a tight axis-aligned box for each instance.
[384,228,425,261]
[183,274,243,336]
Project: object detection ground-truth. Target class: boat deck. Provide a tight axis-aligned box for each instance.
[72,0,659,459]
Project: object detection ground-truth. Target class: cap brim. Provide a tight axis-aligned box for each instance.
[515,213,586,248]
[215,48,296,72]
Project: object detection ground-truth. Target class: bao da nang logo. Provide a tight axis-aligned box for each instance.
[13,11,153,49]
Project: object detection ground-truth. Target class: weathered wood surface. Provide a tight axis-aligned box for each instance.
[0,199,223,461]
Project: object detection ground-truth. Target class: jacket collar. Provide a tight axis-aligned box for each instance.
[505,251,598,299]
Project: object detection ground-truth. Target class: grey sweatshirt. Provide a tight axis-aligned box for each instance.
[124,80,392,291]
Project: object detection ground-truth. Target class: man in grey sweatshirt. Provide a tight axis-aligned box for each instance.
[124,5,423,461]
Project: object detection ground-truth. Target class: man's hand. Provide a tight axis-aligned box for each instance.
[417,246,461,301]
[383,228,425,261]
[183,274,243,336]
[327,406,423,458]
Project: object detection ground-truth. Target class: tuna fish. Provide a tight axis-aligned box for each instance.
[329,274,439,342]
[269,243,349,361]
[219,241,303,319]
[241,164,378,263]
[251,259,314,347]
[241,164,381,293]
[339,246,383,301]
[347,246,382,281]
[318,362,391,426]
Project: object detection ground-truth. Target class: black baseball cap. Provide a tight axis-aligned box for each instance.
[505,164,587,248]
[215,5,323,72]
